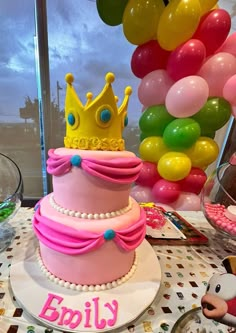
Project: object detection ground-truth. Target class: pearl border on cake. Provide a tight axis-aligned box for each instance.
[49,194,132,219]
[36,248,138,292]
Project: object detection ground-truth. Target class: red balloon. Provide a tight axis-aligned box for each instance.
[167,39,206,81]
[152,179,180,204]
[193,9,231,56]
[178,167,207,195]
[131,40,170,79]
[136,161,161,187]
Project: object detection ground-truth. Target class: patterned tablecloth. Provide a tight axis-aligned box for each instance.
[0,208,236,333]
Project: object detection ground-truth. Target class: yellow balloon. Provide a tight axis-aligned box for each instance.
[157,152,192,181]
[139,136,169,163]
[157,0,201,51]
[123,0,165,45]
[186,137,219,168]
[198,0,218,15]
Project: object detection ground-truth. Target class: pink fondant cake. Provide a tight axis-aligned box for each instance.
[32,72,146,290]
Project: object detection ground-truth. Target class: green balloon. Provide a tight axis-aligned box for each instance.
[200,127,216,139]
[140,132,146,142]
[139,105,175,137]
[192,97,232,131]
[96,0,129,26]
[163,118,201,150]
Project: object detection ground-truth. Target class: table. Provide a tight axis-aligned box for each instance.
[0,208,235,333]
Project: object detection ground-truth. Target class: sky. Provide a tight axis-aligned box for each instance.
[0,0,236,125]
[0,0,139,124]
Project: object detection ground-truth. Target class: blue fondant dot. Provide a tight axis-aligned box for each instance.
[124,115,128,127]
[68,113,75,126]
[100,109,111,123]
[104,229,116,240]
[70,155,82,167]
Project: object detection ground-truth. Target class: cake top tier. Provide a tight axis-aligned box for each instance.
[64,72,132,151]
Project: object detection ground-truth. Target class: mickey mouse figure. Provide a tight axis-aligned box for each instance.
[201,256,236,327]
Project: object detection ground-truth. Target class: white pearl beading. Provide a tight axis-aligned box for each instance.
[36,248,138,292]
[49,194,132,219]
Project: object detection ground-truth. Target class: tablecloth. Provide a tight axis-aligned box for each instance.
[0,208,235,333]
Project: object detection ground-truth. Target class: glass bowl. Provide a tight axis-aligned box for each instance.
[0,153,23,251]
[201,153,236,239]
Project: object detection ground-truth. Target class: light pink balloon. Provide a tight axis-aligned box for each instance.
[198,52,236,97]
[171,192,201,211]
[130,185,155,203]
[165,75,209,118]
[217,32,236,57]
[138,69,174,107]
[223,74,236,105]
[232,106,236,119]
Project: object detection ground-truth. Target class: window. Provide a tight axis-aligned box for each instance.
[0,1,43,199]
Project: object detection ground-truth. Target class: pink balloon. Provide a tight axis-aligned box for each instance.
[232,106,236,119]
[223,74,236,105]
[172,192,201,211]
[138,70,174,107]
[130,185,155,203]
[218,32,236,57]
[178,168,207,195]
[165,75,209,118]
[167,39,206,81]
[198,52,236,97]
[136,161,161,187]
[193,9,231,56]
[152,179,181,204]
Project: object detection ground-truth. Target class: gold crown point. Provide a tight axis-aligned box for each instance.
[65,73,74,84]
[86,92,93,100]
[115,96,119,103]
[105,72,115,84]
[125,86,132,96]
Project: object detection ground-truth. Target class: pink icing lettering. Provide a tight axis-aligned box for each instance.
[84,301,92,328]
[39,293,63,321]
[92,297,106,329]
[58,307,82,329]
[38,293,119,329]
[105,300,118,327]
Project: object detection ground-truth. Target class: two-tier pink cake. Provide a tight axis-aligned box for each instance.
[33,72,146,290]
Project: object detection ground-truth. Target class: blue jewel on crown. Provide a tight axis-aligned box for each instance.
[100,109,111,123]
[68,113,75,126]
[104,229,116,240]
[70,155,82,167]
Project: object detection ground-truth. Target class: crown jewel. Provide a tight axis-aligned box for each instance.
[64,72,132,151]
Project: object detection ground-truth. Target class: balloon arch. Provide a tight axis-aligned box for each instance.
[96,0,236,210]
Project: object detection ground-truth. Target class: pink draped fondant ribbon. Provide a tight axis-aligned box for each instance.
[46,149,142,184]
[33,205,146,255]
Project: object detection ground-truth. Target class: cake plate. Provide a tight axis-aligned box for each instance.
[10,239,161,332]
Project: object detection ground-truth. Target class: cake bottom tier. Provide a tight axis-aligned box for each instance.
[39,241,135,286]
[33,196,146,286]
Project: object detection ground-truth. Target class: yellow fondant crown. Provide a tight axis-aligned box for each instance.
[64,72,132,151]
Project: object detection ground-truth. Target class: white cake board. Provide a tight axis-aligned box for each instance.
[10,239,161,332]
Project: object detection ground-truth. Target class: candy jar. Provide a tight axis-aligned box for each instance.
[201,152,236,238]
[0,153,23,251]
